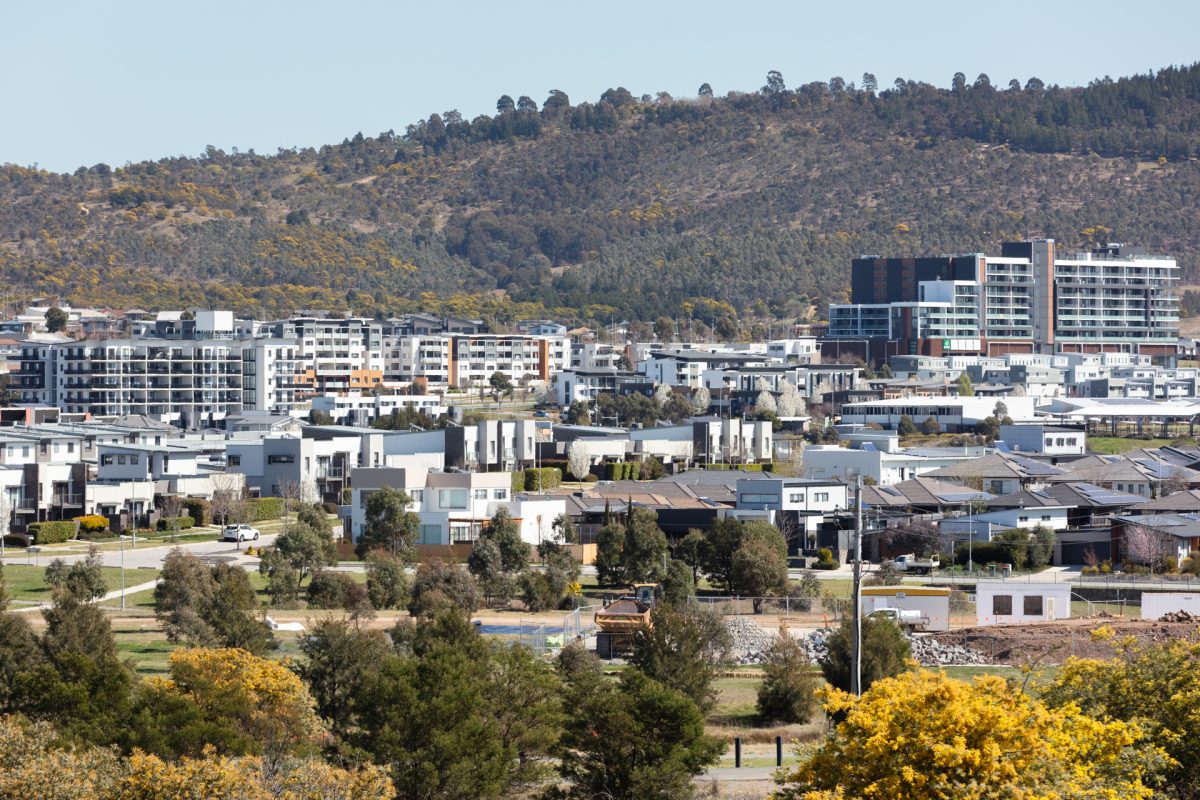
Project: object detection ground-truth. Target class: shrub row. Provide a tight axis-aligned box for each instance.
[157,516,196,531]
[73,514,109,534]
[695,462,776,472]
[604,462,641,481]
[28,520,77,544]
[520,467,562,492]
[249,497,283,522]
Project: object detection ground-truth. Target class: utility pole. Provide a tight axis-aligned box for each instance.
[851,473,863,697]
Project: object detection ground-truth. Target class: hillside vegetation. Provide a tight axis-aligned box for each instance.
[4,65,1200,328]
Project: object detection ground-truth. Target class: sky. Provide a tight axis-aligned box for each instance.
[3,0,1199,173]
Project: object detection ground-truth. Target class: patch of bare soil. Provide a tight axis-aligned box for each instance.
[934,618,1200,665]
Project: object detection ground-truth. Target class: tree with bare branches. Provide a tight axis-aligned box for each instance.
[209,474,241,527]
[1123,523,1177,573]
[160,494,185,543]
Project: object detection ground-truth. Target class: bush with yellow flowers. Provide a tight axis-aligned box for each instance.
[774,669,1163,800]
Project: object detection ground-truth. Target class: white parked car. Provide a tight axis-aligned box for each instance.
[222,524,260,542]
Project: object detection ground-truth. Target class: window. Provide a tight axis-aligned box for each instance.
[101,454,114,466]
[359,490,375,509]
[439,489,468,509]
[814,492,830,503]
[474,488,488,500]
[21,447,28,457]
[789,492,805,503]
[228,455,241,466]
[1023,595,1044,616]
[67,442,74,454]
[494,489,508,500]
[130,455,139,465]
[409,489,423,503]
[117,455,127,465]
[1018,515,1029,522]
[741,493,776,505]
[268,454,295,464]
[1041,515,1051,522]
[992,595,1013,616]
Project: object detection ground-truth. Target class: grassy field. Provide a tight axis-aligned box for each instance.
[3,564,161,603]
[1087,436,1174,454]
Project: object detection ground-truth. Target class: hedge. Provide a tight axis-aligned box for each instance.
[522,467,562,492]
[28,520,77,544]
[157,516,196,531]
[511,470,525,495]
[73,515,109,534]
[183,498,211,527]
[695,463,776,472]
[249,497,284,522]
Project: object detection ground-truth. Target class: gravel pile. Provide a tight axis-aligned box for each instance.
[804,628,833,664]
[1160,610,1198,623]
[720,618,988,667]
[907,635,987,666]
[723,617,776,664]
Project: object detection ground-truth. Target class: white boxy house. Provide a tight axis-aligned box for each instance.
[975,581,1071,626]
[860,586,951,632]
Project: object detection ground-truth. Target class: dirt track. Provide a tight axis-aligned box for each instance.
[933,617,1200,665]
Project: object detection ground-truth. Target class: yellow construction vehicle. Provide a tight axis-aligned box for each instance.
[594,583,658,658]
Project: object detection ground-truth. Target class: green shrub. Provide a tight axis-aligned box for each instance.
[583,474,599,483]
[522,467,561,492]
[627,462,641,481]
[306,571,359,609]
[157,516,195,531]
[250,497,283,522]
[27,520,77,544]
[814,547,838,570]
[73,514,109,534]
[182,498,211,526]
[511,470,525,495]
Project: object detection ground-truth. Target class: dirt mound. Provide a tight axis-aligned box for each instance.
[1160,610,1198,623]
[933,619,1200,666]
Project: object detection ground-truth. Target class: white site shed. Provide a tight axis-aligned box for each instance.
[975,581,1071,626]
[1141,592,1200,620]
[860,586,951,632]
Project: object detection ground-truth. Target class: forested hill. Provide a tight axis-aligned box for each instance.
[4,64,1200,329]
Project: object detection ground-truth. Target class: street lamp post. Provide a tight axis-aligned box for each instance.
[850,473,864,697]
[120,535,126,611]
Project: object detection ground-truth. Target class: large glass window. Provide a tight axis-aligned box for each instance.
[992,595,1012,616]
[439,489,469,509]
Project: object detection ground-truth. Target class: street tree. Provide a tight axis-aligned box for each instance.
[356,487,420,560]
[566,440,591,481]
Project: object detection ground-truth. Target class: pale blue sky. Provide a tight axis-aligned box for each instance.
[3,0,1198,173]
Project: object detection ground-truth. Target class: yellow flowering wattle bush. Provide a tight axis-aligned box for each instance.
[774,669,1161,800]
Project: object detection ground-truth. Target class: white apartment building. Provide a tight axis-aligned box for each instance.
[385,334,569,390]
[17,311,303,427]
[311,392,447,426]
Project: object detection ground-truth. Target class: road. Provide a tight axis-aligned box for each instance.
[2,533,279,571]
